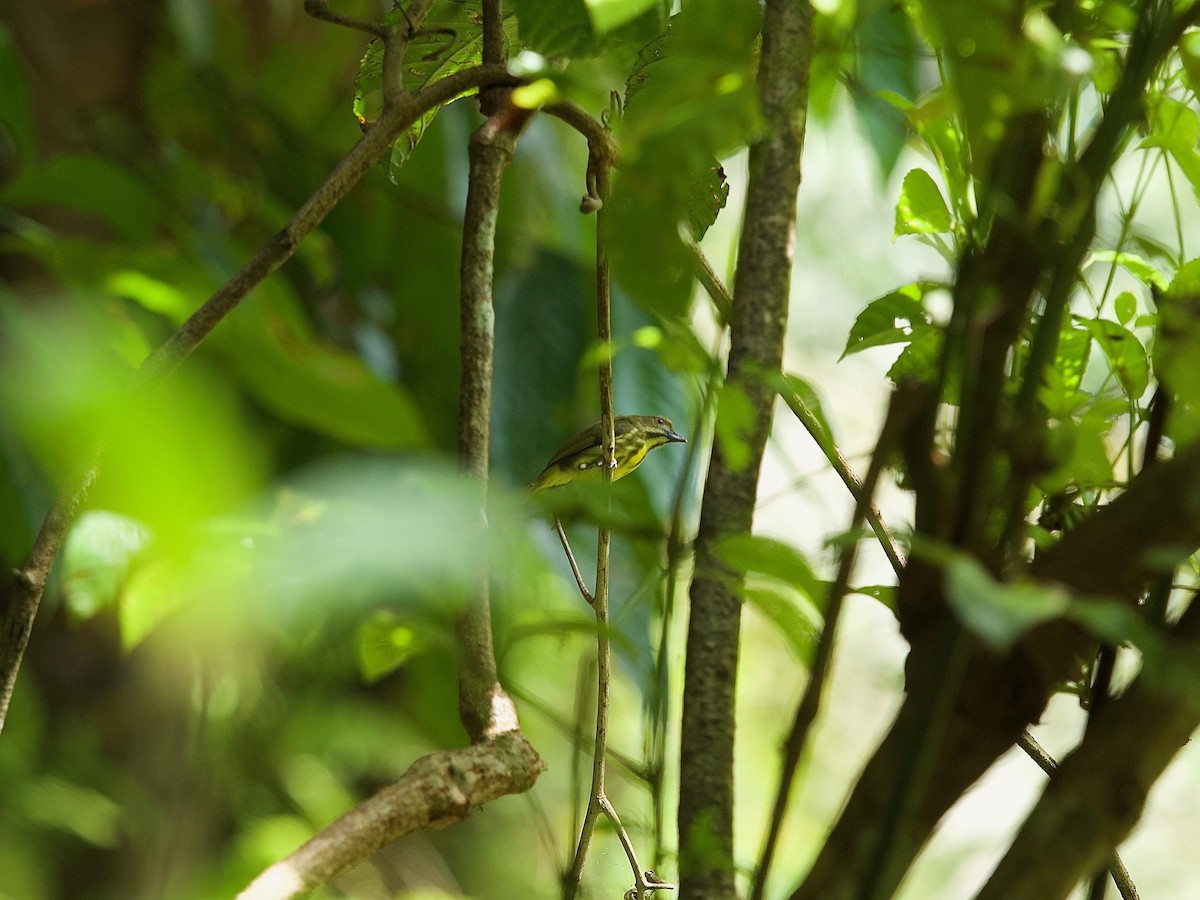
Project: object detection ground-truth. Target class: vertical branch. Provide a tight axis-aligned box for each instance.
[972,597,1200,900]
[678,2,814,897]
[454,0,521,744]
[562,153,664,900]
[479,0,506,117]
[564,158,615,897]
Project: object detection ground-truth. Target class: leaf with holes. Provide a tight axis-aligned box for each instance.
[842,282,935,359]
[354,1,522,180]
[1081,317,1149,399]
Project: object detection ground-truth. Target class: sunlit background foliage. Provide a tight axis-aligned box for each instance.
[4,0,1200,898]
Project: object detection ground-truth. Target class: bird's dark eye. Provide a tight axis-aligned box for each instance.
[656,418,665,425]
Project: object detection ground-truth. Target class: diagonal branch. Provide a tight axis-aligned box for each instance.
[238,731,545,900]
[790,440,1200,899]
[974,598,1200,900]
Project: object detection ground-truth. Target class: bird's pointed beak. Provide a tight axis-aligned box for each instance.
[666,430,686,444]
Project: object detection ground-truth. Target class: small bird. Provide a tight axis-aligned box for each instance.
[528,415,686,492]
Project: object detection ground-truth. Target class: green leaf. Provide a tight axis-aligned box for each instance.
[775,372,838,459]
[11,777,124,848]
[0,310,267,546]
[841,282,933,358]
[586,0,661,33]
[61,511,152,623]
[1085,250,1169,291]
[887,327,943,385]
[1053,322,1092,395]
[687,162,730,240]
[1037,409,1115,495]
[1080,317,1149,398]
[911,3,1070,175]
[353,1,523,177]
[1180,31,1200,93]
[944,554,1070,651]
[1114,290,1137,326]
[717,533,823,600]
[1067,596,1163,655]
[894,168,952,236]
[900,91,971,225]
[108,271,431,449]
[743,584,821,666]
[0,154,163,242]
[850,584,896,612]
[1140,95,1200,199]
[714,382,756,472]
[358,609,423,683]
[611,3,752,303]
[518,0,599,56]
[1140,94,1200,152]
[853,4,919,179]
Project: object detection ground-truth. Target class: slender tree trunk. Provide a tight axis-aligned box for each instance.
[678,2,814,897]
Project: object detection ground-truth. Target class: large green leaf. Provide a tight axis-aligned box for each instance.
[585,0,663,34]
[743,584,821,667]
[853,2,920,179]
[717,533,824,601]
[60,511,152,623]
[353,1,523,179]
[609,0,757,316]
[0,154,164,242]
[106,270,431,449]
[1080,316,1149,399]
[517,0,665,57]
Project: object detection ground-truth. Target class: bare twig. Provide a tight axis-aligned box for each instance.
[560,157,666,900]
[777,382,906,577]
[1016,732,1140,900]
[544,99,620,213]
[683,233,732,323]
[555,518,595,604]
[303,0,386,38]
[752,386,920,900]
[238,732,545,900]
